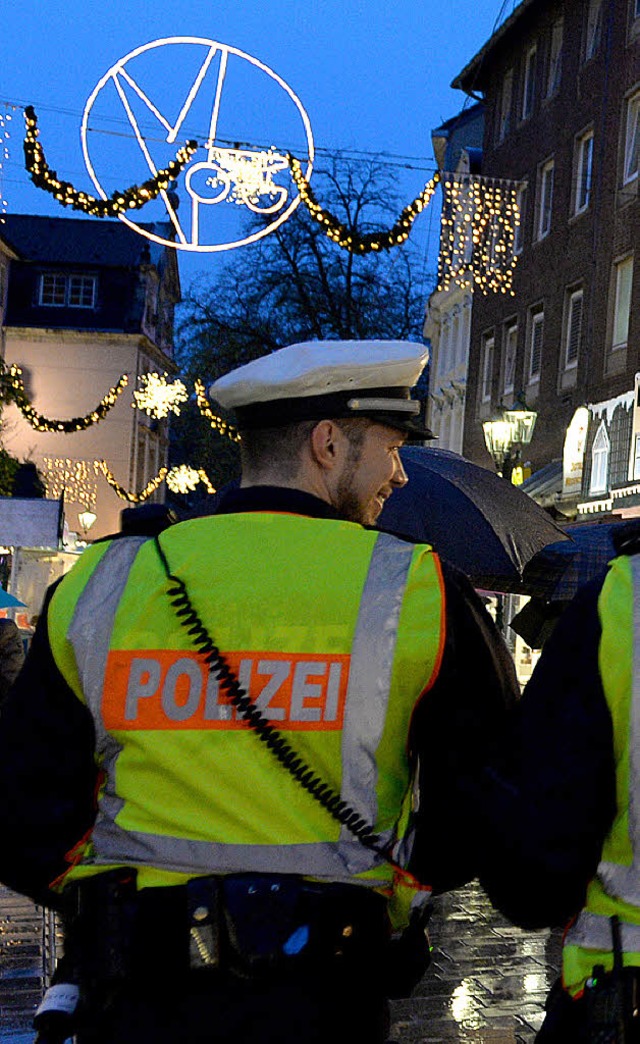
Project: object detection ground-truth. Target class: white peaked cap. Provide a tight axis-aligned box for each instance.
[210,340,434,439]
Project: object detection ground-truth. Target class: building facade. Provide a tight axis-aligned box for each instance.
[0,214,180,540]
[452,0,640,508]
[425,103,484,453]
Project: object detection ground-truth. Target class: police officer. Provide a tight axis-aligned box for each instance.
[472,525,640,1041]
[0,340,518,1044]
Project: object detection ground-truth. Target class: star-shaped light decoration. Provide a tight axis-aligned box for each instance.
[133,372,188,419]
[166,465,203,494]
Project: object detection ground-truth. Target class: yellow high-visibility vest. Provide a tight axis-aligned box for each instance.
[563,554,640,996]
[48,513,445,929]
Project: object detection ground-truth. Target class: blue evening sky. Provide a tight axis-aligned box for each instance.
[0,1,511,291]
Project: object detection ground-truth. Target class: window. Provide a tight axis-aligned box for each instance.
[633,432,640,480]
[496,70,513,143]
[612,256,633,349]
[503,323,517,395]
[623,91,640,184]
[574,130,594,213]
[528,309,544,382]
[536,159,554,239]
[522,45,537,120]
[565,289,584,368]
[547,20,563,97]
[451,310,461,367]
[514,184,528,253]
[481,335,495,402]
[590,421,610,493]
[39,273,66,306]
[38,273,97,308]
[68,275,96,308]
[585,0,603,60]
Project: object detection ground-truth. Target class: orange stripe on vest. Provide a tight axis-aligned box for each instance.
[103,650,350,731]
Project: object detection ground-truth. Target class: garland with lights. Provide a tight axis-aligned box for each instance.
[195,379,241,441]
[98,461,169,504]
[287,154,440,254]
[7,365,128,432]
[23,106,197,217]
[98,460,216,503]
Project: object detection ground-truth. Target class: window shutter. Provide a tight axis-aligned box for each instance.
[566,293,583,365]
[530,315,543,377]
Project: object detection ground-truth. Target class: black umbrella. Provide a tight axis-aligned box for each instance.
[377,447,569,587]
[508,518,640,647]
[518,519,626,601]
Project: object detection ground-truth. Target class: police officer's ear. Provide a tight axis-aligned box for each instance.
[309,420,344,472]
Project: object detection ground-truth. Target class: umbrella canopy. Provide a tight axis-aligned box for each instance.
[377,447,569,588]
[518,517,640,602]
[508,518,640,648]
[0,587,26,610]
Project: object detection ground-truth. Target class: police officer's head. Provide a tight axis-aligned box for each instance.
[210,340,433,526]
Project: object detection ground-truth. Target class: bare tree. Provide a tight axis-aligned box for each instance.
[171,158,434,505]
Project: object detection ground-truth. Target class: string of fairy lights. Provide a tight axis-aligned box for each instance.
[437,175,520,296]
[0,104,523,509]
[287,154,441,254]
[14,107,521,291]
[2,369,233,504]
[23,106,197,217]
[6,365,130,432]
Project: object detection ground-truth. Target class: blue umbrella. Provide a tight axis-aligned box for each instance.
[0,587,27,610]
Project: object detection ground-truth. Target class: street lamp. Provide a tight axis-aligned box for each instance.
[483,395,537,483]
[78,509,97,535]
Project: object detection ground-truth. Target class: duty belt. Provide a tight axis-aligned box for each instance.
[64,870,390,982]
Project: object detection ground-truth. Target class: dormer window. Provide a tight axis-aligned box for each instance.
[39,273,97,308]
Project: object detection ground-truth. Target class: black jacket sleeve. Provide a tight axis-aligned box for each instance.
[474,574,616,929]
[408,560,520,893]
[0,589,98,907]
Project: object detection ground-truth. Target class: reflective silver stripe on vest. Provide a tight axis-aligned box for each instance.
[593,553,640,905]
[565,909,640,952]
[67,529,415,880]
[339,532,415,861]
[68,537,148,843]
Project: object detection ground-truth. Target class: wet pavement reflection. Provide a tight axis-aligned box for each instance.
[389,881,563,1042]
[1,880,562,1042]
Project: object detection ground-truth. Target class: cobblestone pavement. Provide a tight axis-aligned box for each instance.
[1,880,561,1042]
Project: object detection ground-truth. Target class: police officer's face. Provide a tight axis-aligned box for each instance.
[333,422,408,526]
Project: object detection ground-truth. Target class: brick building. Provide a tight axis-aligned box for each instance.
[452,0,640,513]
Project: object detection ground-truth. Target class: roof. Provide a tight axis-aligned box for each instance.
[0,213,168,268]
[431,100,485,138]
[451,0,538,93]
[520,458,563,504]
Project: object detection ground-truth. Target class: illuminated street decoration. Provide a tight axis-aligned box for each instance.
[133,372,188,418]
[98,460,215,502]
[205,147,289,213]
[23,107,197,217]
[42,457,99,509]
[289,155,441,253]
[437,175,520,295]
[195,379,241,441]
[166,465,216,495]
[8,365,128,432]
[98,460,168,503]
[81,37,315,252]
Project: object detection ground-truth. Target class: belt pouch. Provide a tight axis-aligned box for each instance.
[221,874,305,975]
[73,872,140,983]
